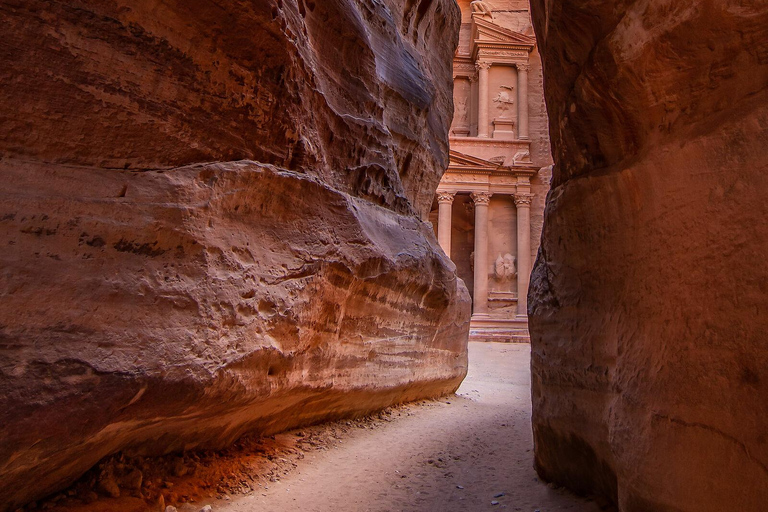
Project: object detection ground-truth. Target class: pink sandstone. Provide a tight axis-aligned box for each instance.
[529,1,768,511]
[0,0,470,509]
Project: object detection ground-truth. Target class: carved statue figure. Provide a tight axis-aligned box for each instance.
[470,0,493,18]
[494,253,517,281]
[455,98,468,122]
[512,149,531,164]
[493,85,515,116]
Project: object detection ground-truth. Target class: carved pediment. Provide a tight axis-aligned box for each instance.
[472,18,536,48]
[448,150,500,172]
[447,149,540,180]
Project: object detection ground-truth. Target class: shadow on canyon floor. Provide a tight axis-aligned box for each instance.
[37,343,608,512]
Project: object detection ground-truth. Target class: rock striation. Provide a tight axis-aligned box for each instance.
[529,1,768,511]
[0,0,469,509]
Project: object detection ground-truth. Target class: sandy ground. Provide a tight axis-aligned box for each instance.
[211,342,602,512]
[42,342,602,512]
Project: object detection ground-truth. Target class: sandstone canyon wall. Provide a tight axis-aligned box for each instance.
[0,1,469,509]
[529,1,768,511]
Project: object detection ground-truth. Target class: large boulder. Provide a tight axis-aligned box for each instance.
[529,1,768,511]
[0,0,469,509]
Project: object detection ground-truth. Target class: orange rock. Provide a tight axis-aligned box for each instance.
[0,1,469,509]
[529,1,768,511]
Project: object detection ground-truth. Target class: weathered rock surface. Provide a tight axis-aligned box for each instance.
[0,0,469,509]
[529,1,768,511]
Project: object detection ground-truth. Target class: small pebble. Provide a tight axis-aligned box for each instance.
[199,506,213,512]
[491,501,500,506]
[456,485,464,489]
[494,492,505,498]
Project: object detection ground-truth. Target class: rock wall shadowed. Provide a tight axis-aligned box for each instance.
[0,1,470,509]
[528,1,768,511]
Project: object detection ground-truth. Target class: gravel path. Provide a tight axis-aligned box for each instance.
[215,342,601,512]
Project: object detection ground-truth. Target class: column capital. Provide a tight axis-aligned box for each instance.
[475,61,492,72]
[471,191,493,206]
[516,63,530,72]
[514,193,534,207]
[436,191,456,204]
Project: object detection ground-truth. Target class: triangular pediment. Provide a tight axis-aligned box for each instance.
[448,150,499,171]
[472,18,536,47]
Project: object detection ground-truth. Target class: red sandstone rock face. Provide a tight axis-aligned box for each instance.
[529,1,768,511]
[0,1,469,509]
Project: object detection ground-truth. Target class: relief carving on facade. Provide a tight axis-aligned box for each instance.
[455,98,469,123]
[493,86,515,118]
[512,149,531,164]
[470,0,494,18]
[494,253,517,281]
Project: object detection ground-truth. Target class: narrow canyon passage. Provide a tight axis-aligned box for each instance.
[3,0,764,509]
[215,343,600,512]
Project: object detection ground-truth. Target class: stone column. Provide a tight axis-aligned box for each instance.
[516,63,529,140]
[468,73,478,135]
[515,194,533,317]
[476,62,492,138]
[436,191,455,256]
[471,191,492,316]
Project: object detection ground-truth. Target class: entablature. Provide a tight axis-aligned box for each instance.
[470,17,535,62]
[475,48,530,66]
[453,56,476,79]
[441,149,539,195]
[450,136,531,153]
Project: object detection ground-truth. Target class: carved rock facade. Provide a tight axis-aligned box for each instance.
[430,0,553,343]
[0,1,469,509]
[529,0,768,511]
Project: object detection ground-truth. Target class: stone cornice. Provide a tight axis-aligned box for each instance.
[475,41,534,53]
[475,48,531,64]
[471,17,536,47]
[470,17,535,62]
[453,56,476,79]
[448,147,539,176]
[450,136,531,151]
[449,167,496,175]
[445,167,539,178]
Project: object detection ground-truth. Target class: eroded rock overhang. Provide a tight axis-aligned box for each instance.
[0,1,471,509]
